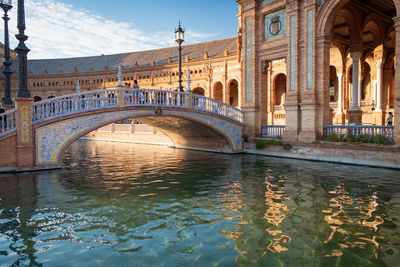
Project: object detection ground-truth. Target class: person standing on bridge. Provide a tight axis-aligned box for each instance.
[133,80,145,104]
[387,112,393,126]
[133,80,139,88]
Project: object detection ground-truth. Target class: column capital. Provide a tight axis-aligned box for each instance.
[350,51,361,60]
[316,34,332,45]
[374,47,384,61]
[337,72,343,78]
[350,43,362,54]
[375,57,383,66]
[393,16,400,28]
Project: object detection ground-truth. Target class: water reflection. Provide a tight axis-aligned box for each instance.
[323,182,386,260]
[264,169,291,253]
[0,140,399,266]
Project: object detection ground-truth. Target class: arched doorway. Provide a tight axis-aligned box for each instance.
[273,73,286,125]
[228,80,239,107]
[274,74,286,106]
[213,82,223,102]
[192,87,205,96]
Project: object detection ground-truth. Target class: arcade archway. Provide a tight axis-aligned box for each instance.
[318,0,398,127]
[213,82,223,102]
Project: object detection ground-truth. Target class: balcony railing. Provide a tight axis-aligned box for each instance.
[0,109,17,137]
[324,125,394,142]
[261,125,286,138]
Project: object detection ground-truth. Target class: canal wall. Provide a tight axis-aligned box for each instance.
[83,124,400,170]
[245,141,400,170]
[82,124,173,146]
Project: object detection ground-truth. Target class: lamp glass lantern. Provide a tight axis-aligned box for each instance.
[0,0,12,8]
[175,24,184,44]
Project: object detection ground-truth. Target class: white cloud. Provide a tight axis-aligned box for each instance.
[0,0,216,59]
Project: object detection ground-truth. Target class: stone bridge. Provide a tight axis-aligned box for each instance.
[0,88,243,171]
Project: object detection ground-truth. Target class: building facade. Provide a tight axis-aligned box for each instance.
[1,0,400,144]
[236,0,399,143]
[0,37,241,107]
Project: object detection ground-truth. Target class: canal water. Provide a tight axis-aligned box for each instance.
[1,140,400,266]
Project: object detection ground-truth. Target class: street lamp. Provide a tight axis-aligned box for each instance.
[15,0,31,98]
[0,0,13,105]
[175,22,184,92]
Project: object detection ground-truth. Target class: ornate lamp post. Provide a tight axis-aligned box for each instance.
[175,22,184,92]
[15,0,30,98]
[0,0,13,105]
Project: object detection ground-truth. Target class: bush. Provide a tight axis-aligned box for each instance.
[325,133,343,142]
[256,139,292,150]
[324,133,393,145]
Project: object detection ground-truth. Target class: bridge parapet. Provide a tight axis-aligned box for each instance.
[31,88,243,125]
[32,88,119,124]
[0,109,17,137]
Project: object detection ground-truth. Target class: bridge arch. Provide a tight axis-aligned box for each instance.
[35,108,242,166]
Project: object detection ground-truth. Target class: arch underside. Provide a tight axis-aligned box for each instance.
[35,109,243,165]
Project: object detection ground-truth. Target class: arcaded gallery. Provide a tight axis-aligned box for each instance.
[237,0,399,143]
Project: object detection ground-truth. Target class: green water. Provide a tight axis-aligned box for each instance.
[0,140,400,266]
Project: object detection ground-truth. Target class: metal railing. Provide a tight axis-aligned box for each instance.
[261,125,286,138]
[324,125,394,142]
[33,89,119,124]
[32,88,243,124]
[0,109,17,136]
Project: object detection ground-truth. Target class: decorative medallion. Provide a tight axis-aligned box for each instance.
[269,16,282,36]
[265,9,286,41]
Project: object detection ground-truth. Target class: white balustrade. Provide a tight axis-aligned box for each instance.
[32,89,119,124]
[31,88,243,125]
[324,125,394,142]
[124,89,187,108]
[0,109,17,136]
[192,94,243,122]
[261,125,286,138]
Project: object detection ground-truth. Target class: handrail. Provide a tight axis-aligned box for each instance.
[32,89,119,124]
[261,125,286,138]
[324,125,394,142]
[0,109,17,136]
[124,88,187,109]
[192,93,243,122]
[31,88,243,124]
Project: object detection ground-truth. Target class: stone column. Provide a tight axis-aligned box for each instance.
[15,98,34,169]
[337,73,343,114]
[266,62,273,124]
[358,67,362,107]
[260,60,269,126]
[130,121,135,134]
[375,58,383,112]
[393,17,400,144]
[349,51,362,124]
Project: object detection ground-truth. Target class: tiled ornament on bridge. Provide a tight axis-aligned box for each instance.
[36,109,243,165]
[163,110,242,151]
[35,110,154,165]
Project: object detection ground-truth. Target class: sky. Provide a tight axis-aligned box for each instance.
[0,0,238,59]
